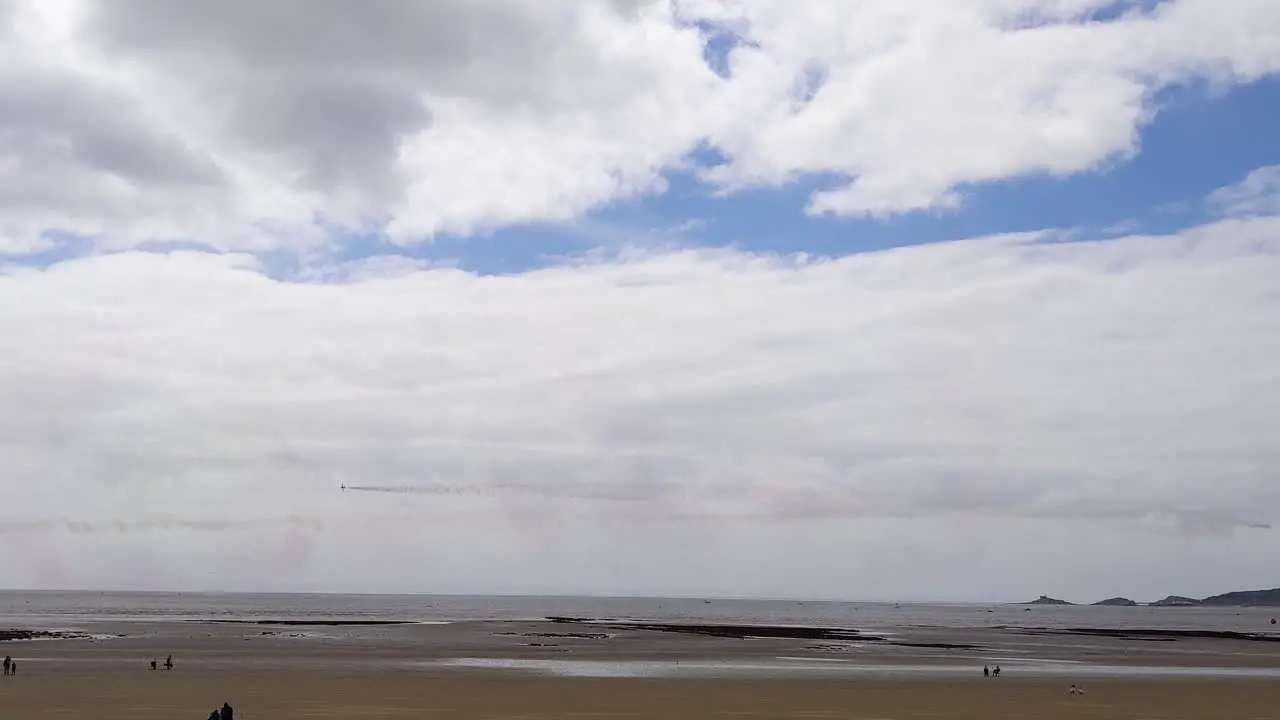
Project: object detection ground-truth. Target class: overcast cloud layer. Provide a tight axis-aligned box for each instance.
[4,207,1280,599]
[1,1,1280,600]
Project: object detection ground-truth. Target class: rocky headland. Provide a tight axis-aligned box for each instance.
[1199,588,1280,607]
[1017,587,1280,607]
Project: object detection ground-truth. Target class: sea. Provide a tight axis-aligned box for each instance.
[2,590,1277,633]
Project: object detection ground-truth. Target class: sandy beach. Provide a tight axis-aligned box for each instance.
[3,669,1280,719]
[4,614,1280,718]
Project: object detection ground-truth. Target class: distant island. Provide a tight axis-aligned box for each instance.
[1024,595,1074,605]
[1019,587,1280,607]
[1150,595,1200,607]
[1092,597,1138,607]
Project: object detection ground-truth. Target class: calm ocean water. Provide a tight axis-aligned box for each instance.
[2,591,1277,633]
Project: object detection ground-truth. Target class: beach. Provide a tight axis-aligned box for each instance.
[4,670,1280,719]
[3,593,1280,718]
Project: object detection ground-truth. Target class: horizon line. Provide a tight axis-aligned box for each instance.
[0,587,1271,605]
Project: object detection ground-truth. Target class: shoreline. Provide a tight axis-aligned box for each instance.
[5,616,1280,679]
[419,657,1280,679]
[10,654,1280,680]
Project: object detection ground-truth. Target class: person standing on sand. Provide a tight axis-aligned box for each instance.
[220,701,234,720]
[164,654,173,670]
[3,654,9,676]
[983,665,989,677]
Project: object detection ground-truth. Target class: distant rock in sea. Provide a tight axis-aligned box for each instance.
[1149,595,1200,607]
[1020,587,1280,608]
[1198,588,1280,607]
[1024,595,1073,605]
[1092,597,1138,607]
[0,629,92,641]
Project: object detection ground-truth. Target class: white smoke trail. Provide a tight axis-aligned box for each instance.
[0,514,327,535]
[345,483,523,496]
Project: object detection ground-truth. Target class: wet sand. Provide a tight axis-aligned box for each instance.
[3,670,1279,719]
[4,618,1280,717]
[6,617,1280,670]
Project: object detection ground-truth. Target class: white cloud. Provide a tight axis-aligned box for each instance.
[1,214,1278,598]
[1210,164,1280,219]
[0,0,1277,250]
[1,0,721,251]
[684,0,1280,215]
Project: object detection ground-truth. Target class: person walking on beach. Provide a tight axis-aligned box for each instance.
[983,664,989,677]
[164,654,173,671]
[150,659,157,670]
[3,654,9,676]
[220,701,234,720]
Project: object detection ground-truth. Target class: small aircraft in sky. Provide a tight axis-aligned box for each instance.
[340,484,346,492]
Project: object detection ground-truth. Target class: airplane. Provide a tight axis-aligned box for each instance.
[341,484,346,492]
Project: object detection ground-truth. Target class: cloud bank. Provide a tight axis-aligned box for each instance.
[2,210,1279,597]
[1,0,1278,252]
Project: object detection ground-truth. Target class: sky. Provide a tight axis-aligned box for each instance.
[1,0,1279,603]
